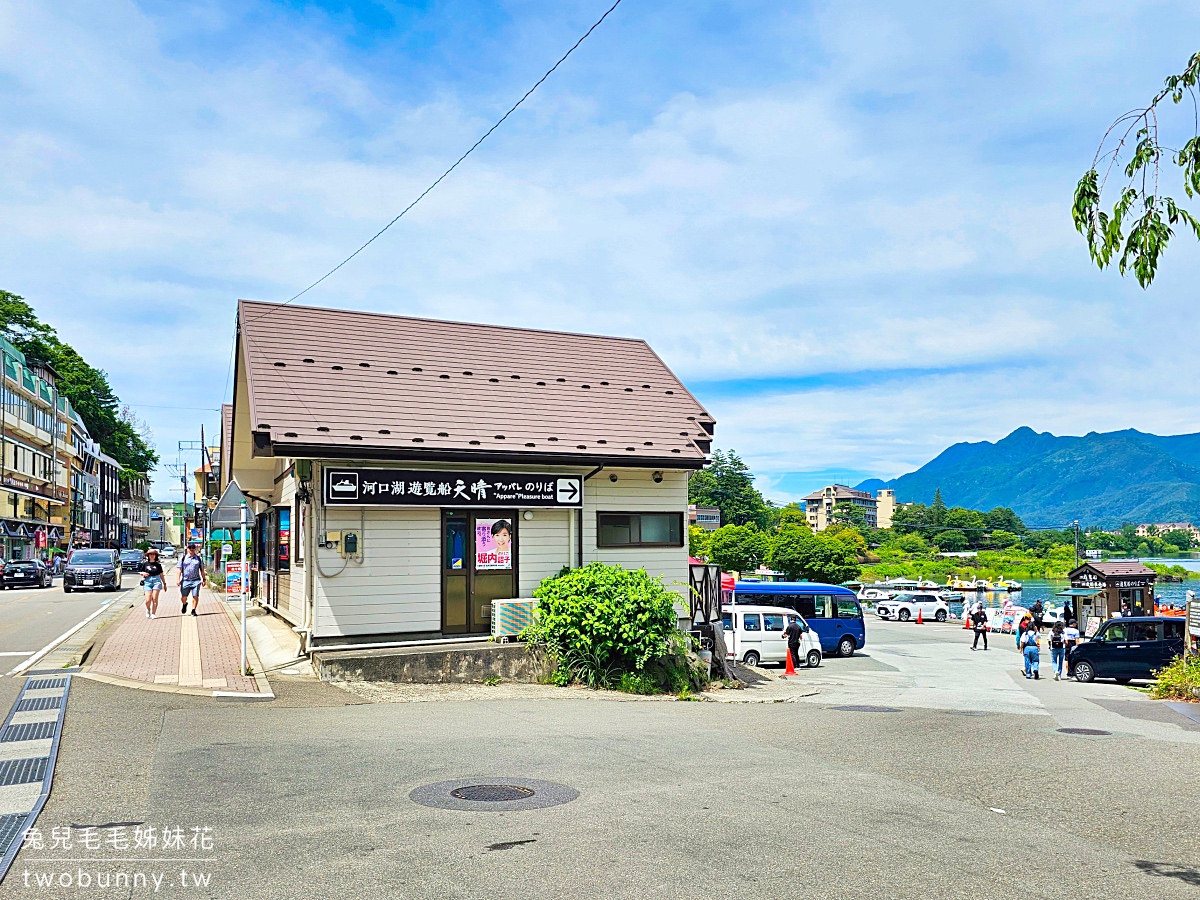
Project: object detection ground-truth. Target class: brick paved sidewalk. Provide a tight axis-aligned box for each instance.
[90,579,259,693]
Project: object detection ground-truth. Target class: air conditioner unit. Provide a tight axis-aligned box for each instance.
[491,598,538,643]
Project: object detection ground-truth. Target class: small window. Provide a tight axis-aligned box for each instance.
[793,595,817,618]
[836,599,861,619]
[737,592,779,607]
[1130,622,1159,642]
[763,614,784,632]
[810,595,833,619]
[1165,620,1184,640]
[721,612,732,631]
[597,512,683,548]
[742,613,761,632]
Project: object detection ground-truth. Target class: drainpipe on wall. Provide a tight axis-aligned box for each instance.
[579,465,605,568]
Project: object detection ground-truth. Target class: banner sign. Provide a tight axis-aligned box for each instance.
[475,517,514,570]
[323,468,583,508]
[225,561,246,593]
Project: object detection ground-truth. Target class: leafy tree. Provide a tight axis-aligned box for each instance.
[988,530,1020,549]
[1162,528,1194,550]
[688,449,773,528]
[1074,51,1200,287]
[824,523,867,556]
[895,532,928,553]
[707,524,769,574]
[929,489,947,528]
[0,290,157,472]
[769,527,861,584]
[891,503,928,533]
[830,501,868,529]
[934,530,968,552]
[983,507,1025,533]
[688,525,713,561]
[777,503,808,528]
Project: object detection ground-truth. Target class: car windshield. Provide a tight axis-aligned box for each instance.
[68,551,114,565]
[120,551,142,560]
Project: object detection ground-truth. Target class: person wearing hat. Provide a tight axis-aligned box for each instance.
[142,547,165,619]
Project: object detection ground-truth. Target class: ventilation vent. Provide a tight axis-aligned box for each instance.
[332,365,343,371]
[525,442,535,447]
[536,381,546,386]
[378,429,391,435]
[494,435,506,440]
[439,374,450,379]
[463,371,473,376]
[624,387,634,392]
[317,426,330,433]
[469,440,481,445]
[547,437,559,442]
[576,444,587,449]
[412,437,424,443]
[303,357,315,363]
[359,362,370,368]
[350,435,362,441]
[489,378,500,383]
[625,446,636,451]
[387,369,398,375]
[412,367,423,372]
[597,439,608,445]
[556,378,566,383]
[284,431,297,437]
[437,432,449,437]
[273,362,286,367]
[510,375,520,380]
[581,384,591,389]
[665,390,674,395]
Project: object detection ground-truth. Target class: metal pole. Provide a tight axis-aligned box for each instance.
[240,500,248,676]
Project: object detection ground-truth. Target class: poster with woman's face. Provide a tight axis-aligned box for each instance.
[476,518,513,570]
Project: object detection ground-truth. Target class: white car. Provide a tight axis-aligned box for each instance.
[160,545,177,558]
[875,592,950,623]
[722,604,823,669]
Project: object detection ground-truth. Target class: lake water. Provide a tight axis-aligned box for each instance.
[947,575,1198,617]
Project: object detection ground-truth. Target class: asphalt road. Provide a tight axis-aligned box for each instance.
[2,618,1199,899]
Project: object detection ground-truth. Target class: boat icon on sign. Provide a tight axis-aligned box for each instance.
[329,473,359,499]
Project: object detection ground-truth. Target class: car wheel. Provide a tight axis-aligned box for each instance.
[742,651,760,667]
[935,610,947,622]
[1074,660,1095,683]
[63,585,71,594]
[838,636,856,658]
[806,649,821,668]
[898,609,911,622]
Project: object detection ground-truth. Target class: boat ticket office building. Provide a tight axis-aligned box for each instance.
[227,300,715,650]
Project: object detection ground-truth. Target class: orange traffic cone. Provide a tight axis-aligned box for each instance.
[916,608,924,625]
[963,611,971,630]
[783,646,798,677]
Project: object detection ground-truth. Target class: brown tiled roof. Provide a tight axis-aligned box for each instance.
[236,300,714,467]
[1085,561,1157,577]
[802,485,875,502]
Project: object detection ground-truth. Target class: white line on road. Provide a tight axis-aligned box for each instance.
[5,599,115,677]
[0,652,35,656]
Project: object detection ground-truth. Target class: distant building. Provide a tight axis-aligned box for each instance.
[149,502,186,547]
[688,504,721,531]
[875,489,898,529]
[1135,522,1198,542]
[98,451,122,548]
[804,485,878,531]
[119,473,150,548]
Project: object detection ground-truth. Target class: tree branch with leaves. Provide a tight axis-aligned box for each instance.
[1073,50,1200,287]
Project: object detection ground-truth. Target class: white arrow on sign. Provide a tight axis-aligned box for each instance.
[556,478,581,504]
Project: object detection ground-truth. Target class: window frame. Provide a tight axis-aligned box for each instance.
[595,511,685,549]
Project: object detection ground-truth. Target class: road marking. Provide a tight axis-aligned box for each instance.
[0,653,34,658]
[4,601,115,677]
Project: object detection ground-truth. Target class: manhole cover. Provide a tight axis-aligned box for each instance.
[411,778,577,811]
[1057,727,1111,736]
[451,784,535,802]
[833,705,901,713]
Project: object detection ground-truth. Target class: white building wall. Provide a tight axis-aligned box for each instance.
[583,468,690,600]
[312,505,442,637]
[517,508,571,596]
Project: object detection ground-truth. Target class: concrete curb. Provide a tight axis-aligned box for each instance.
[210,584,275,697]
[75,670,217,698]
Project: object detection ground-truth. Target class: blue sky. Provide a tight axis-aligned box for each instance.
[2,1,1199,504]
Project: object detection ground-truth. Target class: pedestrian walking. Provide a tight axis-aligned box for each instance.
[970,602,989,650]
[141,547,165,619]
[177,544,205,617]
[783,615,803,670]
[1020,624,1041,679]
[1016,613,1031,651]
[1064,619,1080,652]
[1049,621,1066,680]
[1030,599,1045,633]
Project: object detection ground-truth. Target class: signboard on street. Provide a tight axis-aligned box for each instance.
[225,561,246,593]
[323,469,583,508]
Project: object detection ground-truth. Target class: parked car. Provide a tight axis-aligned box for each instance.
[160,545,177,558]
[721,605,822,668]
[1068,617,1186,683]
[63,548,122,593]
[1,559,53,589]
[875,592,950,622]
[733,582,866,658]
[119,549,145,572]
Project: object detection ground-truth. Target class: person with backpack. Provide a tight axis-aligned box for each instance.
[1020,624,1041,679]
[177,544,205,617]
[970,603,989,650]
[1048,621,1066,680]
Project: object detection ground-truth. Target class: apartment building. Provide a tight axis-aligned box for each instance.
[803,484,879,531]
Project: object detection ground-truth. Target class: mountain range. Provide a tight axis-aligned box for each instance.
[857,427,1200,527]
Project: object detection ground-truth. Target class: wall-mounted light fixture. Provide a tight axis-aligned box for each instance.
[609,473,619,482]
[652,471,664,483]
[522,510,534,521]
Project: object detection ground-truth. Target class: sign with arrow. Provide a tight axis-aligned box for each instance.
[323,468,584,508]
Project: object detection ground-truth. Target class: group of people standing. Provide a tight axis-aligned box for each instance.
[967,599,1080,681]
[141,544,206,619]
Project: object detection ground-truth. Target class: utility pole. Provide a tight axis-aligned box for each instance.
[1073,521,1080,569]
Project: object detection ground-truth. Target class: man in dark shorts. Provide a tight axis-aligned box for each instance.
[177,544,204,616]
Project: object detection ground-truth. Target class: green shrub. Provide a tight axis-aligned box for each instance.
[524,562,680,688]
[1150,654,1200,700]
[618,672,658,695]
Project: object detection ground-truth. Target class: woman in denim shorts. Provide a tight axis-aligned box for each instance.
[142,547,165,618]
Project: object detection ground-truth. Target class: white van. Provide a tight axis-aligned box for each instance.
[722,604,822,668]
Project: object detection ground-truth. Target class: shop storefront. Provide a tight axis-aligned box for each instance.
[1064,561,1157,630]
[229,300,715,648]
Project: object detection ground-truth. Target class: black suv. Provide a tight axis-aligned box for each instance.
[1,559,52,589]
[63,549,122,593]
[1068,616,1186,683]
[119,549,145,573]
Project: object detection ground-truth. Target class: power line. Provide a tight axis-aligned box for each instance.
[246,0,626,324]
